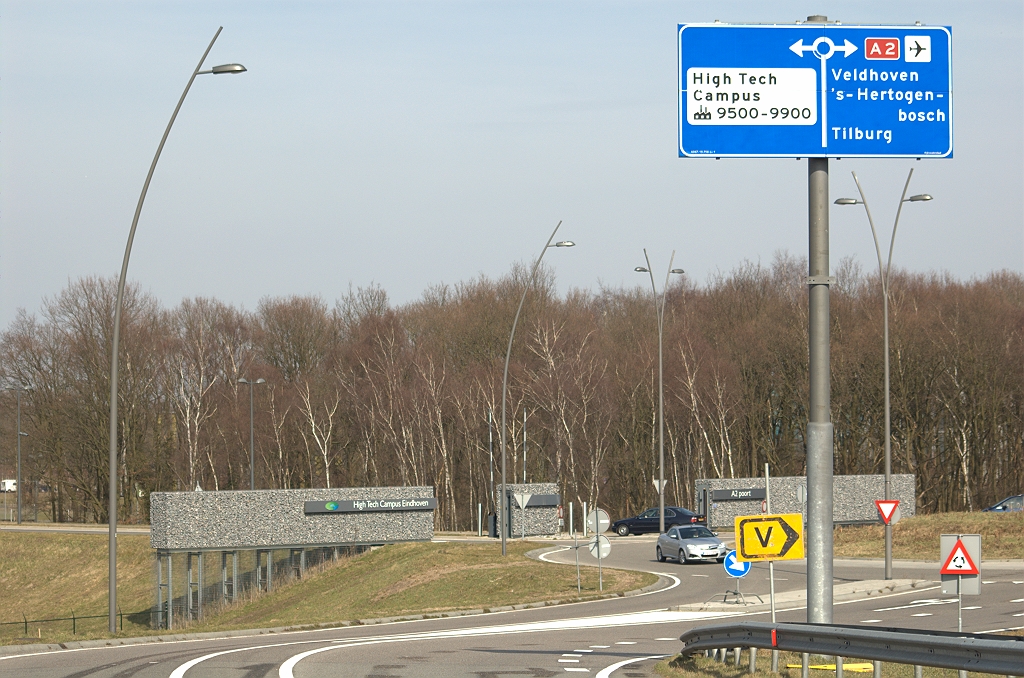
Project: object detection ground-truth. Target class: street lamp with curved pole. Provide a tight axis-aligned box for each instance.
[108,27,245,633]
[835,168,931,581]
[500,222,574,556]
[238,378,267,490]
[635,251,685,534]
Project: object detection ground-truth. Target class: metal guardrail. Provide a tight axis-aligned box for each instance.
[678,622,1024,675]
[0,609,123,636]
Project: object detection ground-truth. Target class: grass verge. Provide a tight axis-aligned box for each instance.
[0,535,655,645]
[188,541,653,632]
[0,531,153,643]
[833,511,1024,559]
[656,650,1005,677]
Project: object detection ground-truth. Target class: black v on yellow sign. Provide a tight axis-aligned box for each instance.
[734,513,805,562]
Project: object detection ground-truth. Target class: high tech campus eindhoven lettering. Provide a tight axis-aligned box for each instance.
[678,24,952,158]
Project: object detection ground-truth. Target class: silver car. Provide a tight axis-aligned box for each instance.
[656,525,727,564]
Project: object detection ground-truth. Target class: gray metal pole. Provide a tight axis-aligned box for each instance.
[500,221,567,556]
[807,153,834,625]
[640,249,678,534]
[523,408,527,484]
[109,28,226,633]
[249,380,255,490]
[851,169,916,581]
[16,389,22,525]
[488,409,494,512]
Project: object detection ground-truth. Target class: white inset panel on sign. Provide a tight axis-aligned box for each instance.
[686,68,818,125]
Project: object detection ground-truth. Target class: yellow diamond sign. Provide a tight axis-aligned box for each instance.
[734,513,804,562]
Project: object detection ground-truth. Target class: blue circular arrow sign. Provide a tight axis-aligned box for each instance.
[723,549,751,578]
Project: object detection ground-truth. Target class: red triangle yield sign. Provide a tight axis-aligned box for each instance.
[875,500,900,525]
[940,539,980,575]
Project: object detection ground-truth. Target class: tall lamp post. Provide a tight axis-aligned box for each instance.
[634,251,685,534]
[835,169,931,581]
[500,222,574,556]
[6,387,31,524]
[108,27,245,633]
[238,378,266,490]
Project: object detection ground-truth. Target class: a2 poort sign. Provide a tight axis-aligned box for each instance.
[711,488,766,501]
[305,498,437,514]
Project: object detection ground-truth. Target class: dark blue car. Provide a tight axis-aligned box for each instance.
[611,506,706,536]
[982,495,1023,512]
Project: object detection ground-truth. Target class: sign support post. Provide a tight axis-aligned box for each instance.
[765,463,778,673]
[807,154,834,626]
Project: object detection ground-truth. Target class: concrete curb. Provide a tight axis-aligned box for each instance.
[670,578,931,613]
[0,547,669,658]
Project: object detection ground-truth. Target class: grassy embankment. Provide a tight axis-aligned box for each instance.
[0,534,652,645]
[833,511,1024,559]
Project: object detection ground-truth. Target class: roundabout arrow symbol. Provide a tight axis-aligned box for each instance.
[789,39,815,56]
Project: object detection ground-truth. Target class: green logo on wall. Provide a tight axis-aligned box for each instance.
[325,502,339,511]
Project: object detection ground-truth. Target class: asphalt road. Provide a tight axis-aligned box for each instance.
[2,534,1022,677]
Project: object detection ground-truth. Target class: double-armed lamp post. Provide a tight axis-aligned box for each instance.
[5,387,31,524]
[108,27,245,633]
[835,168,931,580]
[500,223,574,556]
[238,378,266,490]
[634,251,684,534]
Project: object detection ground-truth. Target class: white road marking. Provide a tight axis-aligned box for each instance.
[1012,613,1024,617]
[538,546,572,563]
[860,619,882,623]
[982,580,995,584]
[615,641,637,645]
[275,610,733,678]
[564,669,590,673]
[691,574,709,577]
[574,649,594,653]
[655,637,676,641]
[1011,598,1024,603]
[559,659,580,663]
[874,598,956,612]
[1013,581,1024,585]
[911,613,932,617]
[562,653,582,657]
[591,645,610,648]
[595,655,666,678]
[962,606,982,610]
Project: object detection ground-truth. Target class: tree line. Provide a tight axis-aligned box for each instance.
[1,254,1021,528]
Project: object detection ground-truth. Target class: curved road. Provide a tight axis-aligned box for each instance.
[3,534,1022,677]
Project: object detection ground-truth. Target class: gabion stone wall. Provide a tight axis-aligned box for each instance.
[694,474,915,530]
[150,487,435,550]
[502,483,560,537]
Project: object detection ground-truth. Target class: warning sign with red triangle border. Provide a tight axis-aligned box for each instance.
[940,538,980,575]
[874,500,899,525]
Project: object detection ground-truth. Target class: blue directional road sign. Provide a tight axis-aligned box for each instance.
[678,24,952,158]
[723,549,751,578]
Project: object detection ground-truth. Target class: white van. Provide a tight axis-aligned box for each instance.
[1,479,16,492]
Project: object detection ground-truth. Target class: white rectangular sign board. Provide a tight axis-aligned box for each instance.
[940,533,981,596]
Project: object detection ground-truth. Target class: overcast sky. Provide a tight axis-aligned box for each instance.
[1,1,1021,327]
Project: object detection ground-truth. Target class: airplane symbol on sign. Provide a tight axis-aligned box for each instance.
[910,41,927,58]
